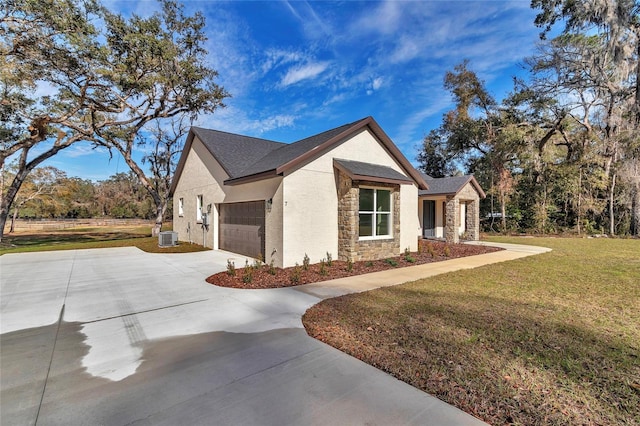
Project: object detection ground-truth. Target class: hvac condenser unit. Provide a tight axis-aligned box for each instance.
[158,231,178,247]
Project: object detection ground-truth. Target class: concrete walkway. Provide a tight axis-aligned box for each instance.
[1,242,549,426]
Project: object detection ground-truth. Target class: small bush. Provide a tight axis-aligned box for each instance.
[254,254,263,268]
[268,259,276,275]
[242,260,253,283]
[319,259,328,276]
[404,247,411,256]
[326,252,333,266]
[303,253,310,270]
[346,258,353,272]
[426,242,436,257]
[290,263,301,284]
[385,258,398,267]
[365,261,374,267]
[226,259,236,276]
[417,242,423,254]
[443,246,451,257]
[405,254,416,263]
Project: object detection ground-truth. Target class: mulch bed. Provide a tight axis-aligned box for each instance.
[206,240,502,289]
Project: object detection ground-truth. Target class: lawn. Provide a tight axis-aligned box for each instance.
[303,237,640,425]
[0,225,209,255]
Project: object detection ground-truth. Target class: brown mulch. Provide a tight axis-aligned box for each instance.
[205,240,502,289]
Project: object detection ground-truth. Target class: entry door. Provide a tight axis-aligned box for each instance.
[423,200,435,237]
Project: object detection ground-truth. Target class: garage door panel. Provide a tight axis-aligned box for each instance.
[219,201,265,259]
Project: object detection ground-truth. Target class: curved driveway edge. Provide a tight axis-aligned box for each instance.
[1,242,549,425]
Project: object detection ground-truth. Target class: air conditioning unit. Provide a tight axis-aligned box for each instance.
[158,231,178,247]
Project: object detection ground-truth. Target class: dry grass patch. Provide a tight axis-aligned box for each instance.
[0,225,208,255]
[303,238,640,425]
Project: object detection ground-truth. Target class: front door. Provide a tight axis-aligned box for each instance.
[423,200,435,237]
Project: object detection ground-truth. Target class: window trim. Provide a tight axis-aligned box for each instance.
[196,194,203,223]
[358,186,393,240]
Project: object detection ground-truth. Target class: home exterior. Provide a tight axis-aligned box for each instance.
[169,116,428,268]
[418,173,485,243]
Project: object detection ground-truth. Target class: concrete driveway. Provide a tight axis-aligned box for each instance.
[1,247,486,425]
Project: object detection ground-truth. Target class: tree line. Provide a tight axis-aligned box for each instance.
[1,166,168,232]
[419,0,639,236]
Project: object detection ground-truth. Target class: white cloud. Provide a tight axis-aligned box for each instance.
[351,0,403,36]
[280,61,331,87]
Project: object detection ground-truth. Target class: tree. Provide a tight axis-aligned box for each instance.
[421,61,524,231]
[532,0,640,120]
[417,128,456,178]
[0,0,228,241]
[138,118,188,236]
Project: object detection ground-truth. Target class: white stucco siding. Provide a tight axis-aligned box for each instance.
[172,137,284,256]
[172,138,226,248]
[400,184,419,252]
[281,168,338,267]
[281,128,418,266]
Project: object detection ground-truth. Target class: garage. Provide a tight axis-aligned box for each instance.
[219,201,265,259]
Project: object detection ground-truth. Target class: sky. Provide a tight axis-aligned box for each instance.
[44,0,548,181]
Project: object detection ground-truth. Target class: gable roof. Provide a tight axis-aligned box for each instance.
[170,116,428,195]
[334,159,415,185]
[418,173,486,198]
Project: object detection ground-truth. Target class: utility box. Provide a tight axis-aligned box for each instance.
[158,231,178,247]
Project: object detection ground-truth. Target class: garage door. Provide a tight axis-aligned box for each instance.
[219,201,265,259]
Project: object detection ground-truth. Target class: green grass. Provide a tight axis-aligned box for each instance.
[0,226,209,255]
[303,237,640,425]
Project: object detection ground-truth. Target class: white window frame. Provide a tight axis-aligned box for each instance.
[358,187,393,240]
[178,198,184,217]
[196,195,203,222]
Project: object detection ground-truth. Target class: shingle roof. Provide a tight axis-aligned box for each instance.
[169,116,428,195]
[229,119,365,180]
[418,173,485,198]
[190,127,285,178]
[334,159,414,184]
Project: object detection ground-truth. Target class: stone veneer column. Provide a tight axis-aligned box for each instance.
[465,200,479,240]
[445,196,459,243]
[337,171,358,262]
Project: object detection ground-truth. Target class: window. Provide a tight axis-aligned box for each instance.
[196,195,203,222]
[359,188,391,238]
[178,198,184,216]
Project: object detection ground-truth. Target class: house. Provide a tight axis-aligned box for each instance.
[418,173,485,243]
[169,116,428,268]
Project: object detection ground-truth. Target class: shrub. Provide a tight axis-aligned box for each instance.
[303,253,310,270]
[365,261,374,267]
[290,263,301,284]
[319,259,328,276]
[326,252,333,266]
[254,254,263,268]
[346,258,353,272]
[226,259,236,276]
[384,258,398,267]
[268,259,276,275]
[443,246,451,257]
[404,247,415,263]
[242,260,253,283]
[426,242,436,257]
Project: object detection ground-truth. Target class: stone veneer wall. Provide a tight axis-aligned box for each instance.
[337,170,401,262]
[445,196,460,243]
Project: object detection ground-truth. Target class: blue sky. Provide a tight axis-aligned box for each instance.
[46,0,546,181]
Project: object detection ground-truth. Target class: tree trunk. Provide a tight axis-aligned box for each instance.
[151,202,167,237]
[500,190,507,232]
[9,206,18,233]
[632,182,640,237]
[0,169,29,242]
[609,173,616,235]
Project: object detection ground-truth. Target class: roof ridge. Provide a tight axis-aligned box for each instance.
[191,126,286,146]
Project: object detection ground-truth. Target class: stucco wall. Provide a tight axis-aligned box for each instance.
[281,128,419,267]
[172,137,284,260]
